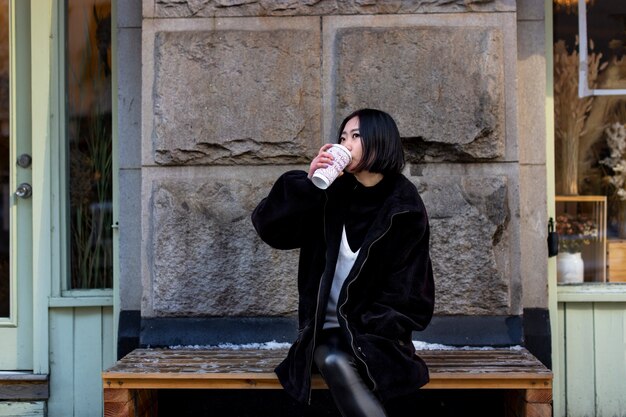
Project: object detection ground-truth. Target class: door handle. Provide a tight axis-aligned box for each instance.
[15,183,32,199]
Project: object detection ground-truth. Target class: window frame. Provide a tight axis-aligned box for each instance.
[578,0,626,97]
[554,0,626,298]
[49,0,116,303]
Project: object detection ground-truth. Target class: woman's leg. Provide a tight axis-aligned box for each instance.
[314,333,387,417]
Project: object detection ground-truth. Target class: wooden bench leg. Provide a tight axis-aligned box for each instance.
[505,389,552,417]
[104,388,158,417]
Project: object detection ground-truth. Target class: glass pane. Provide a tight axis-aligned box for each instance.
[66,0,112,289]
[585,0,626,90]
[0,0,9,315]
[0,0,9,314]
[553,0,626,284]
[555,197,606,283]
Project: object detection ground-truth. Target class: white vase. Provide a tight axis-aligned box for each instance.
[557,252,584,283]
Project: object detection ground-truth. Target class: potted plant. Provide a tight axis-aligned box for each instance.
[555,212,598,283]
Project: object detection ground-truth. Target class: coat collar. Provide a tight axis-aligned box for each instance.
[324,172,424,252]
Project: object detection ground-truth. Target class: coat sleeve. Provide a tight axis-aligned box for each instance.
[251,170,325,250]
[361,210,435,338]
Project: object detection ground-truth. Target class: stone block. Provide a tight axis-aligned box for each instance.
[144,0,154,18]
[119,169,143,311]
[151,0,515,18]
[118,0,142,28]
[517,20,546,165]
[150,24,321,165]
[118,28,142,170]
[516,0,544,21]
[412,174,512,314]
[332,26,505,162]
[145,168,299,316]
[519,164,548,308]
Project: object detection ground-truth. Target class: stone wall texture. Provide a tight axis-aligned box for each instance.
[140,0,543,319]
[145,171,299,316]
[332,26,505,162]
[416,175,513,315]
[150,0,516,18]
[152,28,321,165]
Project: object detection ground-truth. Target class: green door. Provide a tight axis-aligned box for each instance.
[1,0,115,387]
[0,0,33,370]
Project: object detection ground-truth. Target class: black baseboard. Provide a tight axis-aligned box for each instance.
[117,310,141,360]
[117,312,550,363]
[140,316,298,347]
[133,315,526,348]
[413,315,523,346]
[522,308,552,369]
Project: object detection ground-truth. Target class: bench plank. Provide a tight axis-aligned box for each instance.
[103,347,552,390]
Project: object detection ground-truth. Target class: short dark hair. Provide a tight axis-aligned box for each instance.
[336,108,405,175]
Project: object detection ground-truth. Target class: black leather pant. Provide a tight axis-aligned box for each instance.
[314,329,388,417]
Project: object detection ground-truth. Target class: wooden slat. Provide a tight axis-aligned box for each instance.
[104,375,550,390]
[75,307,105,417]
[593,303,626,416]
[0,374,48,382]
[0,402,46,417]
[607,240,626,282]
[523,389,553,403]
[563,303,596,417]
[556,303,566,417]
[48,309,75,417]
[103,388,158,417]
[102,347,552,391]
[0,374,49,400]
[103,348,552,375]
[102,307,116,371]
[103,389,133,417]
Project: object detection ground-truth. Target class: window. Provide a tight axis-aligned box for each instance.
[553,0,626,284]
[65,0,112,289]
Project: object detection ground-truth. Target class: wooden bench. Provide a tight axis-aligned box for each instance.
[102,347,552,417]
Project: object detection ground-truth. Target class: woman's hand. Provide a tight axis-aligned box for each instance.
[308,144,335,179]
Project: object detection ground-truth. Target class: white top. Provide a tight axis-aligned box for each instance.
[323,227,360,329]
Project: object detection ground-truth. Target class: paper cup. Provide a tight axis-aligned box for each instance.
[311,144,352,189]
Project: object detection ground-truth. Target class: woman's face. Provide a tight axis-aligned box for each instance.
[339,116,363,173]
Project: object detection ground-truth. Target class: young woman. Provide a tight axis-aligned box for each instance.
[252,109,434,417]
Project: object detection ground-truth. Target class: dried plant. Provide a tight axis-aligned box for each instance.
[554,38,607,195]
[599,122,626,200]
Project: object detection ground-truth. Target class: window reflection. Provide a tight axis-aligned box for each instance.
[554,0,626,283]
[66,0,112,289]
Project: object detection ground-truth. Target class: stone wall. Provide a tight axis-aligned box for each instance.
[131,0,547,338]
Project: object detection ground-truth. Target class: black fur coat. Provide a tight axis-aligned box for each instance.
[251,170,434,404]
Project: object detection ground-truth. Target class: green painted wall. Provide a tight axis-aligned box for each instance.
[557,300,626,416]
